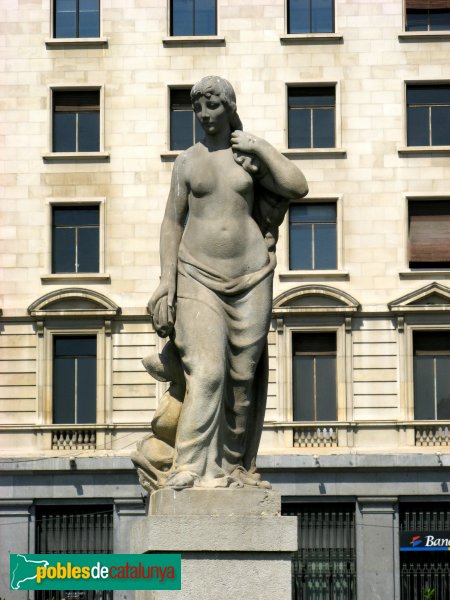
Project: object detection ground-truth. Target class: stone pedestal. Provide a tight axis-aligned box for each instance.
[131,488,297,600]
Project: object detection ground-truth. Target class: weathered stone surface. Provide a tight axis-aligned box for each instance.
[149,487,281,516]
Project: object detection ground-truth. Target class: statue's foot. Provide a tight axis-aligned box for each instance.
[230,466,272,489]
[165,471,197,490]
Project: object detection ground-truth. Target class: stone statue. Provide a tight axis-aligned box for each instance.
[132,76,308,492]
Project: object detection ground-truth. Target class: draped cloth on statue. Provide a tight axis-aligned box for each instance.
[169,243,275,486]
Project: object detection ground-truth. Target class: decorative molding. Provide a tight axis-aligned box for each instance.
[389,282,450,313]
[28,288,121,318]
[273,284,360,315]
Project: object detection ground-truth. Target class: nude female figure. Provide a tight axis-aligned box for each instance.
[134,76,308,491]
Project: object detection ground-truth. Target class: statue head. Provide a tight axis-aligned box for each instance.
[190,76,243,131]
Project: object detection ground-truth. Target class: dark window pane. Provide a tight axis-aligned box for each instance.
[55,336,96,357]
[55,0,77,37]
[77,227,100,272]
[78,112,100,151]
[77,356,97,423]
[194,0,216,35]
[407,106,429,146]
[79,0,100,37]
[53,112,76,152]
[313,107,335,147]
[414,355,435,419]
[436,356,450,419]
[289,87,335,108]
[53,337,96,425]
[288,108,311,148]
[53,356,75,423]
[52,227,76,273]
[430,9,450,31]
[315,355,336,420]
[172,0,194,35]
[171,110,194,150]
[291,203,336,223]
[293,332,336,353]
[54,89,100,108]
[290,223,312,269]
[431,106,450,146]
[293,355,315,420]
[194,115,203,142]
[53,206,99,226]
[311,0,333,33]
[288,0,310,34]
[407,84,450,105]
[314,223,337,269]
[406,9,428,31]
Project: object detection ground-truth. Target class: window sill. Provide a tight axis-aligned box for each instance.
[279,270,349,281]
[398,31,450,42]
[399,269,450,279]
[45,37,108,48]
[398,146,450,156]
[162,35,225,47]
[160,150,181,161]
[282,148,347,158]
[280,33,343,44]
[41,273,110,283]
[43,152,110,162]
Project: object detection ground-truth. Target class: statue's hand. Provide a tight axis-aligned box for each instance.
[231,130,260,155]
[148,281,176,338]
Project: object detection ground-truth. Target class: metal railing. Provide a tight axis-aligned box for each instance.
[35,506,113,600]
[283,504,356,600]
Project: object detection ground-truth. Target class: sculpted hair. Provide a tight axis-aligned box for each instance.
[190,76,243,131]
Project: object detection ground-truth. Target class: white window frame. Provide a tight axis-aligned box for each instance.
[404,322,450,421]
[278,194,348,281]
[43,85,109,161]
[41,197,108,282]
[399,79,450,155]
[46,0,108,46]
[281,0,343,43]
[283,81,345,157]
[399,193,450,278]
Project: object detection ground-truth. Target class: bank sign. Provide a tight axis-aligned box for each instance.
[400,532,450,551]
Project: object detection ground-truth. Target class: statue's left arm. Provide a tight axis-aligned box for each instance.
[230,130,308,200]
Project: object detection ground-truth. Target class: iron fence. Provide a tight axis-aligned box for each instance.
[35,505,113,600]
[283,503,356,600]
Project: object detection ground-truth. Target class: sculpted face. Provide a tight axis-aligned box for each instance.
[193,94,230,136]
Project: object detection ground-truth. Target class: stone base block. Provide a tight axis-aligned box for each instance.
[132,489,297,600]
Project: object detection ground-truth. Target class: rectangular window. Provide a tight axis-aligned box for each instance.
[53,336,97,424]
[413,331,450,420]
[288,86,335,149]
[408,201,450,268]
[293,332,337,421]
[288,0,334,34]
[53,90,100,152]
[405,0,450,31]
[52,205,100,273]
[283,503,356,600]
[170,0,216,36]
[170,88,203,150]
[406,84,450,146]
[290,203,337,270]
[35,504,113,600]
[54,0,100,38]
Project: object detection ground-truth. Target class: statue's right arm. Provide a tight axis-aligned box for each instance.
[148,154,189,337]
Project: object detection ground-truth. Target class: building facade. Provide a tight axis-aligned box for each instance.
[1,0,450,598]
